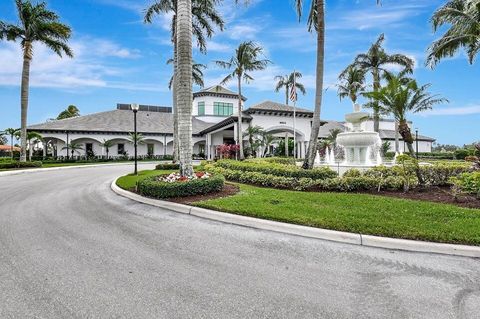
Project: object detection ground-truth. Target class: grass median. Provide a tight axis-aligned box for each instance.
[194,183,480,246]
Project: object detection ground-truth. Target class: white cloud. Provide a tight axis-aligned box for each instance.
[422,105,480,116]
[0,39,157,91]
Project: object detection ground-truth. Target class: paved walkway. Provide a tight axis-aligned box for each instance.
[0,164,479,318]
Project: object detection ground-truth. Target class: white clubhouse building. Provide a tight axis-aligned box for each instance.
[28,86,435,159]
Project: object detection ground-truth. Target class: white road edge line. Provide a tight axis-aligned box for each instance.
[110,178,480,258]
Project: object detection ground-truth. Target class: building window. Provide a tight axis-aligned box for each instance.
[86,143,94,157]
[198,102,205,115]
[147,143,154,156]
[118,143,125,155]
[214,102,233,116]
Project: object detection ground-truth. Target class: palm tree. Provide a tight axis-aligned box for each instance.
[342,34,414,133]
[167,59,206,89]
[274,71,306,105]
[2,128,19,159]
[62,142,83,159]
[364,74,447,183]
[144,0,224,165]
[128,133,145,145]
[0,1,73,162]
[0,133,7,145]
[427,0,480,67]
[57,105,80,120]
[337,65,366,110]
[293,0,325,169]
[215,41,271,160]
[261,133,278,157]
[243,125,264,157]
[17,131,42,161]
[100,139,115,159]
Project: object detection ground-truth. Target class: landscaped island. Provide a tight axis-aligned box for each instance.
[116,157,480,246]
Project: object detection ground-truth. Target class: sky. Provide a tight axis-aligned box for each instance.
[0,0,479,146]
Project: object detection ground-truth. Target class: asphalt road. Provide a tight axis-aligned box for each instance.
[1,164,480,319]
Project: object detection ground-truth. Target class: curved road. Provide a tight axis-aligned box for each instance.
[1,164,479,319]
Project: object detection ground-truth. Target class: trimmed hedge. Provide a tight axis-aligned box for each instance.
[451,172,480,196]
[155,163,180,170]
[0,161,42,169]
[207,165,404,192]
[214,159,337,180]
[362,163,471,186]
[138,174,225,199]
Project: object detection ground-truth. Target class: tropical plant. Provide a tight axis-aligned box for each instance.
[293,0,325,169]
[337,65,367,109]
[57,105,80,120]
[128,133,145,145]
[61,142,83,158]
[243,125,264,157]
[100,139,115,159]
[365,74,447,184]
[167,59,206,89]
[215,41,271,160]
[341,34,414,133]
[0,133,7,145]
[0,0,73,162]
[3,128,20,159]
[261,133,278,157]
[144,0,224,166]
[381,140,391,156]
[427,0,480,67]
[274,71,306,105]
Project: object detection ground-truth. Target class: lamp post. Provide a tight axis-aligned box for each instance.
[415,128,419,159]
[131,103,140,175]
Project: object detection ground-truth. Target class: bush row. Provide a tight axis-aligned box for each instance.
[359,163,471,186]
[155,163,180,170]
[213,159,337,180]
[206,165,405,192]
[0,161,42,169]
[451,172,480,196]
[138,174,225,199]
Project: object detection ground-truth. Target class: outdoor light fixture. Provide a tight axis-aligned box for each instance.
[131,103,140,175]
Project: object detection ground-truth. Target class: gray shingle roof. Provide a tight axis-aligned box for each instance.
[193,85,246,101]
[247,101,313,114]
[28,109,212,135]
[379,130,435,142]
[318,121,347,138]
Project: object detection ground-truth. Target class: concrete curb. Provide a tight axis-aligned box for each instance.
[0,162,160,178]
[111,178,480,258]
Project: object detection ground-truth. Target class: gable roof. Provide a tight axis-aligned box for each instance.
[27,109,212,136]
[246,101,313,115]
[193,85,247,101]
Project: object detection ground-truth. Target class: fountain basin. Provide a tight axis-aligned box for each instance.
[336,131,380,147]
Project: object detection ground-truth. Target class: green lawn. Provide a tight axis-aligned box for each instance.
[116,169,175,190]
[194,183,480,246]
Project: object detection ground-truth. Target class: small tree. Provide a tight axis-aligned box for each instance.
[62,142,83,159]
[3,128,20,159]
[100,139,115,159]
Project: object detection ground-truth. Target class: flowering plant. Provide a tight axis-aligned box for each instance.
[216,144,240,159]
[159,172,212,183]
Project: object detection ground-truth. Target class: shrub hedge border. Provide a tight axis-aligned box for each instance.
[138,173,225,199]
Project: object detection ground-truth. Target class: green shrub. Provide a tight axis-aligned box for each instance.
[207,165,405,192]
[343,169,362,178]
[454,149,472,160]
[450,172,480,197]
[138,173,225,199]
[213,159,337,180]
[0,161,42,169]
[155,163,180,170]
[260,157,296,165]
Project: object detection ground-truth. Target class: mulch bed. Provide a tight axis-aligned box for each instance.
[166,183,240,205]
[363,187,480,209]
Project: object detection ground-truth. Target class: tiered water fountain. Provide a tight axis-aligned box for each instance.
[315,104,388,175]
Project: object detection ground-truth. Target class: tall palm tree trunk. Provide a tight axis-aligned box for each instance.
[176,0,194,176]
[20,45,32,162]
[372,69,380,133]
[399,120,424,185]
[237,75,244,160]
[285,85,289,105]
[303,0,325,169]
[172,36,179,163]
[394,120,400,152]
[10,134,14,159]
